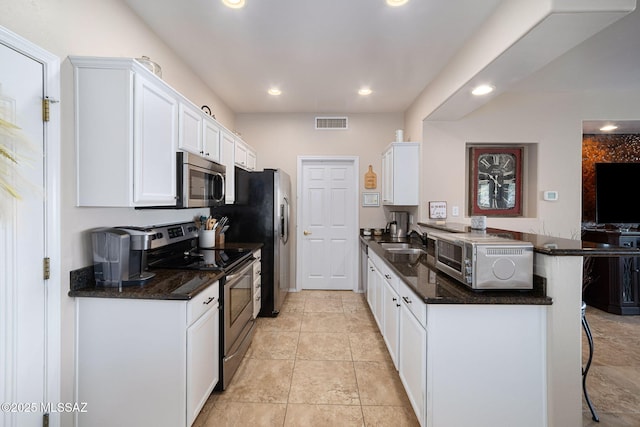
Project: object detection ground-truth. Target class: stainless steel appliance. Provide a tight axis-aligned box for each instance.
[388,211,409,239]
[131,221,256,390]
[215,168,291,317]
[176,152,225,208]
[91,227,156,287]
[431,231,533,290]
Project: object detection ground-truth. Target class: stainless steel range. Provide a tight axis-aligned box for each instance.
[129,221,257,390]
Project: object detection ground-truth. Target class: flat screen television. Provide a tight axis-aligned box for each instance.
[595,162,640,225]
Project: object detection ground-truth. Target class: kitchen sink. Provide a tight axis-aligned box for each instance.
[385,248,426,255]
[379,243,411,249]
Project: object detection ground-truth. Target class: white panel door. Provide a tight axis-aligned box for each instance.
[0,42,47,427]
[300,160,356,290]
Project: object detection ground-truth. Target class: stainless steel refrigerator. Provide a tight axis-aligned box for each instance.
[214,168,291,316]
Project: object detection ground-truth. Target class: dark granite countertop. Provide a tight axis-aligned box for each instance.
[68,241,262,300]
[69,269,225,300]
[417,221,640,257]
[362,235,552,306]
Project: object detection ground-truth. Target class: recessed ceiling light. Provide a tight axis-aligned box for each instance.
[471,84,495,96]
[599,124,618,132]
[268,88,281,96]
[222,0,245,9]
[358,88,372,96]
[386,0,409,6]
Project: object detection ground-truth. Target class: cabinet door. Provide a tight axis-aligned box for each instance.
[186,304,219,426]
[133,74,178,205]
[235,140,248,168]
[382,279,400,368]
[366,259,377,313]
[382,148,393,203]
[203,117,221,162]
[399,305,427,426]
[220,131,235,204]
[247,148,257,171]
[178,102,203,156]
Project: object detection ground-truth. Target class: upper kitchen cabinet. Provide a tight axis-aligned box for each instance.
[179,101,221,164]
[382,142,419,206]
[220,129,236,204]
[71,56,178,207]
[202,115,221,163]
[234,137,257,171]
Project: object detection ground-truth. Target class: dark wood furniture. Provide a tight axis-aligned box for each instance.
[582,229,640,315]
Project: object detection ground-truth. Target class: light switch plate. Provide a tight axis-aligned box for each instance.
[543,190,559,201]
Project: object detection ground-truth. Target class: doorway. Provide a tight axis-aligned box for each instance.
[0,27,60,427]
[296,157,359,291]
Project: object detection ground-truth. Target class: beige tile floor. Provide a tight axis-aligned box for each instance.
[582,306,640,426]
[194,290,420,427]
[194,293,640,426]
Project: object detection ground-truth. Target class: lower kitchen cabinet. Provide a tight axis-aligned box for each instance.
[367,250,546,427]
[74,281,219,427]
[397,279,427,423]
[252,249,262,318]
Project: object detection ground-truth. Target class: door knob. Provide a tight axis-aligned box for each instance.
[304,230,312,236]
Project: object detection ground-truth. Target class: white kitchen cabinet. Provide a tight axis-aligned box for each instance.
[71,56,178,207]
[234,137,257,171]
[381,142,419,206]
[397,279,427,425]
[381,276,401,368]
[246,147,257,170]
[202,115,221,163]
[75,281,219,427]
[179,101,221,163]
[252,249,262,319]
[220,129,235,204]
[178,101,203,157]
[365,243,547,427]
[366,258,383,329]
[234,139,248,169]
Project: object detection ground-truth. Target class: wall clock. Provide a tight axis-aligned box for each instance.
[429,201,447,219]
[470,147,523,216]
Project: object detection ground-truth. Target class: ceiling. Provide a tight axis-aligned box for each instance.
[123,0,503,113]
[123,0,639,116]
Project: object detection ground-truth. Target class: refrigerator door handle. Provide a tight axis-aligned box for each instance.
[281,196,290,244]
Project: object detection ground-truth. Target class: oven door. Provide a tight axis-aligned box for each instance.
[435,238,466,282]
[221,258,255,389]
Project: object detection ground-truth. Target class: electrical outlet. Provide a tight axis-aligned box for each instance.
[452,206,459,217]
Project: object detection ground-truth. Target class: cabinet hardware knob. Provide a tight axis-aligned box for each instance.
[304,230,312,236]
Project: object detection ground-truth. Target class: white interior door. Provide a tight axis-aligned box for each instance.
[298,158,358,290]
[0,41,47,427]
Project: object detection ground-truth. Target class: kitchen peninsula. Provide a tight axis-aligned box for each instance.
[362,221,639,427]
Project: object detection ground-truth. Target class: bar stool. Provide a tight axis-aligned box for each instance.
[582,301,599,422]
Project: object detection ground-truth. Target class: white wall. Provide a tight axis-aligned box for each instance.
[236,112,404,231]
[419,88,640,239]
[0,1,235,422]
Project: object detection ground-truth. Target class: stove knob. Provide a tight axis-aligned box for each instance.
[156,232,163,239]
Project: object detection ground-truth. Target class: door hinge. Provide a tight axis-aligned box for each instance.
[42,97,59,122]
[43,257,50,280]
[42,98,50,122]
[43,413,49,427]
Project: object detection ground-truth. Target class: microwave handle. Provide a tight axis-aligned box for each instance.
[213,172,225,203]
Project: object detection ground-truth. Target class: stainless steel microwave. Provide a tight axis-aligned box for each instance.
[176,152,225,208]
[432,231,533,290]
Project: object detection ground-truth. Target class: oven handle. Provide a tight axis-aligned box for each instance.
[223,320,256,363]
[224,256,256,282]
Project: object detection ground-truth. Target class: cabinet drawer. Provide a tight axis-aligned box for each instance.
[187,281,219,325]
[253,289,261,319]
[398,280,426,328]
[253,250,262,275]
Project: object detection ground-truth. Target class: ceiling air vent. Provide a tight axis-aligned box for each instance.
[315,116,348,130]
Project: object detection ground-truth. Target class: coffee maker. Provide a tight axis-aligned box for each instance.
[91,227,156,287]
[388,211,409,239]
